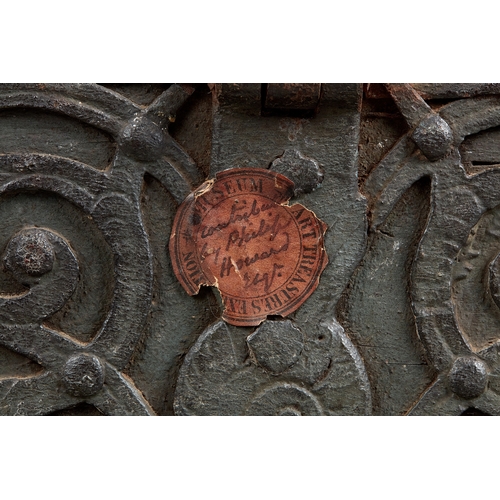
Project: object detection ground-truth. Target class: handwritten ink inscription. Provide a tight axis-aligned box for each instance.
[169,168,328,326]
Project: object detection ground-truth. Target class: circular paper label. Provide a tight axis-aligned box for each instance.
[169,168,328,326]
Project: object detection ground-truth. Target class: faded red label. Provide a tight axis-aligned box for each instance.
[169,168,328,326]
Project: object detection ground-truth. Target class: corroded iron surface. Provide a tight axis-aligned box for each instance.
[1,83,500,415]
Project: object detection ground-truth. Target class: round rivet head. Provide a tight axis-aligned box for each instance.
[62,354,105,398]
[270,149,324,196]
[4,229,54,277]
[449,356,488,400]
[412,114,453,161]
[119,115,167,161]
[247,320,304,375]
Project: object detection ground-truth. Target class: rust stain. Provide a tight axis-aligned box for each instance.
[169,167,328,327]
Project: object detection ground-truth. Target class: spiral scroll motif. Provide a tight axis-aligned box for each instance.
[0,84,201,415]
[364,88,500,415]
[174,319,372,416]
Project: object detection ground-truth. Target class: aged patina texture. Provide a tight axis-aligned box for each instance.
[1,83,499,415]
